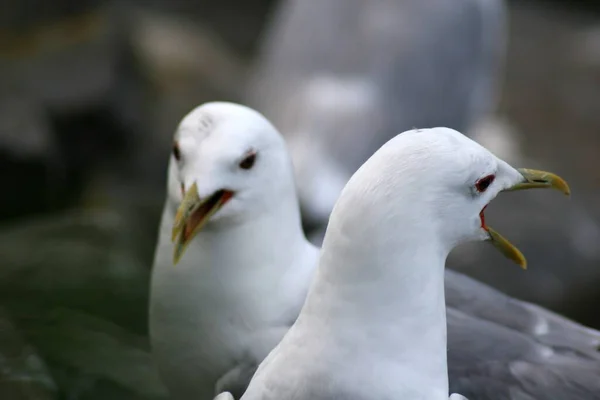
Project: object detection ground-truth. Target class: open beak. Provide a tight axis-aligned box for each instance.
[171,182,233,264]
[484,168,570,269]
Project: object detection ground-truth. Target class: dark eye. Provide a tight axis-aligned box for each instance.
[239,151,257,170]
[476,174,495,193]
[173,142,181,161]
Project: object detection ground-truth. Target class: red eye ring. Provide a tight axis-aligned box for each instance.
[476,174,495,193]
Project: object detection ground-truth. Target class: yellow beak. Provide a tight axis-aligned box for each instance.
[171,182,233,264]
[486,168,570,269]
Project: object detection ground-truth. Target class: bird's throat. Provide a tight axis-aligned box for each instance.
[299,233,451,397]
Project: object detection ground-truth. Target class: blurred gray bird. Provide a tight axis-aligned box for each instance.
[233,128,600,400]
[247,0,507,226]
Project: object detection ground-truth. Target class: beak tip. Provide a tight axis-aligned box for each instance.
[173,250,182,266]
[515,252,528,270]
[519,260,528,270]
[555,178,571,197]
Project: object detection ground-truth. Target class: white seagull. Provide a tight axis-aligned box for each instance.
[149,102,318,400]
[235,127,572,400]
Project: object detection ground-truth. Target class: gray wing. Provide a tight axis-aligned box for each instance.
[215,363,260,399]
[445,269,600,356]
[446,270,600,399]
[215,327,293,399]
[247,0,507,223]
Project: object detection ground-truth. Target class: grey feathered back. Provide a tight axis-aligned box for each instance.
[446,270,600,399]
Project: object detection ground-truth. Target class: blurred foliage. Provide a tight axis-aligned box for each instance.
[0,211,150,333]
[0,211,167,399]
[0,308,57,400]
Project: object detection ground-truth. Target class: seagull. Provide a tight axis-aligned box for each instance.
[149,102,319,400]
[235,127,575,400]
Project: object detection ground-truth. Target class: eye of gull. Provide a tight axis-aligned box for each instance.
[239,150,257,170]
[173,142,181,161]
[476,174,495,192]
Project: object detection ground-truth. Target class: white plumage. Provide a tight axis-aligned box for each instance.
[238,128,566,400]
[149,102,318,399]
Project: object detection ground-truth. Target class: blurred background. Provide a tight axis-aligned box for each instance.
[0,0,599,398]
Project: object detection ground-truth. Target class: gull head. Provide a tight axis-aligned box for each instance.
[167,102,295,264]
[333,127,570,268]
